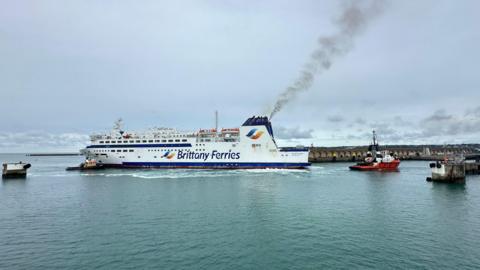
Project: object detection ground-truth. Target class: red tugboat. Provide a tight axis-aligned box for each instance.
[349,131,400,171]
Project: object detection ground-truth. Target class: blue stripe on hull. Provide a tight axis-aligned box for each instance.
[117,162,311,169]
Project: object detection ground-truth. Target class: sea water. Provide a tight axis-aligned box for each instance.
[1,154,480,269]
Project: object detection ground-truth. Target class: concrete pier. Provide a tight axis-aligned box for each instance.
[2,162,32,179]
[465,162,480,175]
[309,144,479,163]
[427,162,465,183]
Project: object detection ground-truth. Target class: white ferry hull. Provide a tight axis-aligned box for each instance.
[105,162,309,169]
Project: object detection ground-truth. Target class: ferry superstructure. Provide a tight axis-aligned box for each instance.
[83,116,310,169]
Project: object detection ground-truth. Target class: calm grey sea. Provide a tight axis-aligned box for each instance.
[1,154,479,269]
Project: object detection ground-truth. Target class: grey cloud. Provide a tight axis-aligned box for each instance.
[275,126,314,139]
[422,109,454,123]
[0,131,89,152]
[465,106,480,118]
[392,116,413,127]
[355,117,367,125]
[343,107,480,144]
[327,115,345,123]
[345,123,403,143]
[419,108,480,137]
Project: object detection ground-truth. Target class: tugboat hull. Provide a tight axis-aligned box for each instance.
[349,160,400,171]
[66,164,105,171]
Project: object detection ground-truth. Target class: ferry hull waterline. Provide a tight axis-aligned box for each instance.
[82,116,310,169]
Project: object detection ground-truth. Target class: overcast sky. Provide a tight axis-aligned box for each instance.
[1,0,479,152]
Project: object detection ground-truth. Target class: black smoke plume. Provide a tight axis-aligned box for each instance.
[269,0,385,119]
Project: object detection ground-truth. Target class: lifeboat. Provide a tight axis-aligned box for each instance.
[199,129,217,133]
[349,131,400,171]
[221,128,240,133]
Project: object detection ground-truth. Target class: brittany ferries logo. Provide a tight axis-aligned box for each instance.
[162,151,176,159]
[246,128,264,140]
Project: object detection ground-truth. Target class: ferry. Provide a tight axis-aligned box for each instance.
[81,116,310,169]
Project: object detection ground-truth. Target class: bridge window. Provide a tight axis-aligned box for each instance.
[129,150,134,152]
[162,140,167,142]
[168,140,173,142]
[182,139,187,142]
[175,139,180,142]
[148,140,153,143]
[105,141,110,143]
[99,141,104,144]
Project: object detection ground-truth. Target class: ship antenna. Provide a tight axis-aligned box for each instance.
[114,118,124,134]
[372,130,379,153]
[215,110,218,137]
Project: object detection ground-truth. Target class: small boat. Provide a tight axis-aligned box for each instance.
[2,162,32,178]
[349,131,400,171]
[66,159,105,171]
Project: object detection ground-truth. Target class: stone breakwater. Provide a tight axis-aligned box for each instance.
[308,144,479,163]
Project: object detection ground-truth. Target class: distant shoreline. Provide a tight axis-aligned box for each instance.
[26,153,82,156]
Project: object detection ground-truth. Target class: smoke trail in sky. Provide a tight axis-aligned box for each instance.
[269,0,385,119]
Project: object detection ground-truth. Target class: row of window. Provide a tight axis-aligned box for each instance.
[93,149,135,153]
[96,139,233,145]
[98,139,188,144]
[93,148,204,153]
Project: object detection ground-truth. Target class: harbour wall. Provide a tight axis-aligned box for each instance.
[309,145,479,163]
